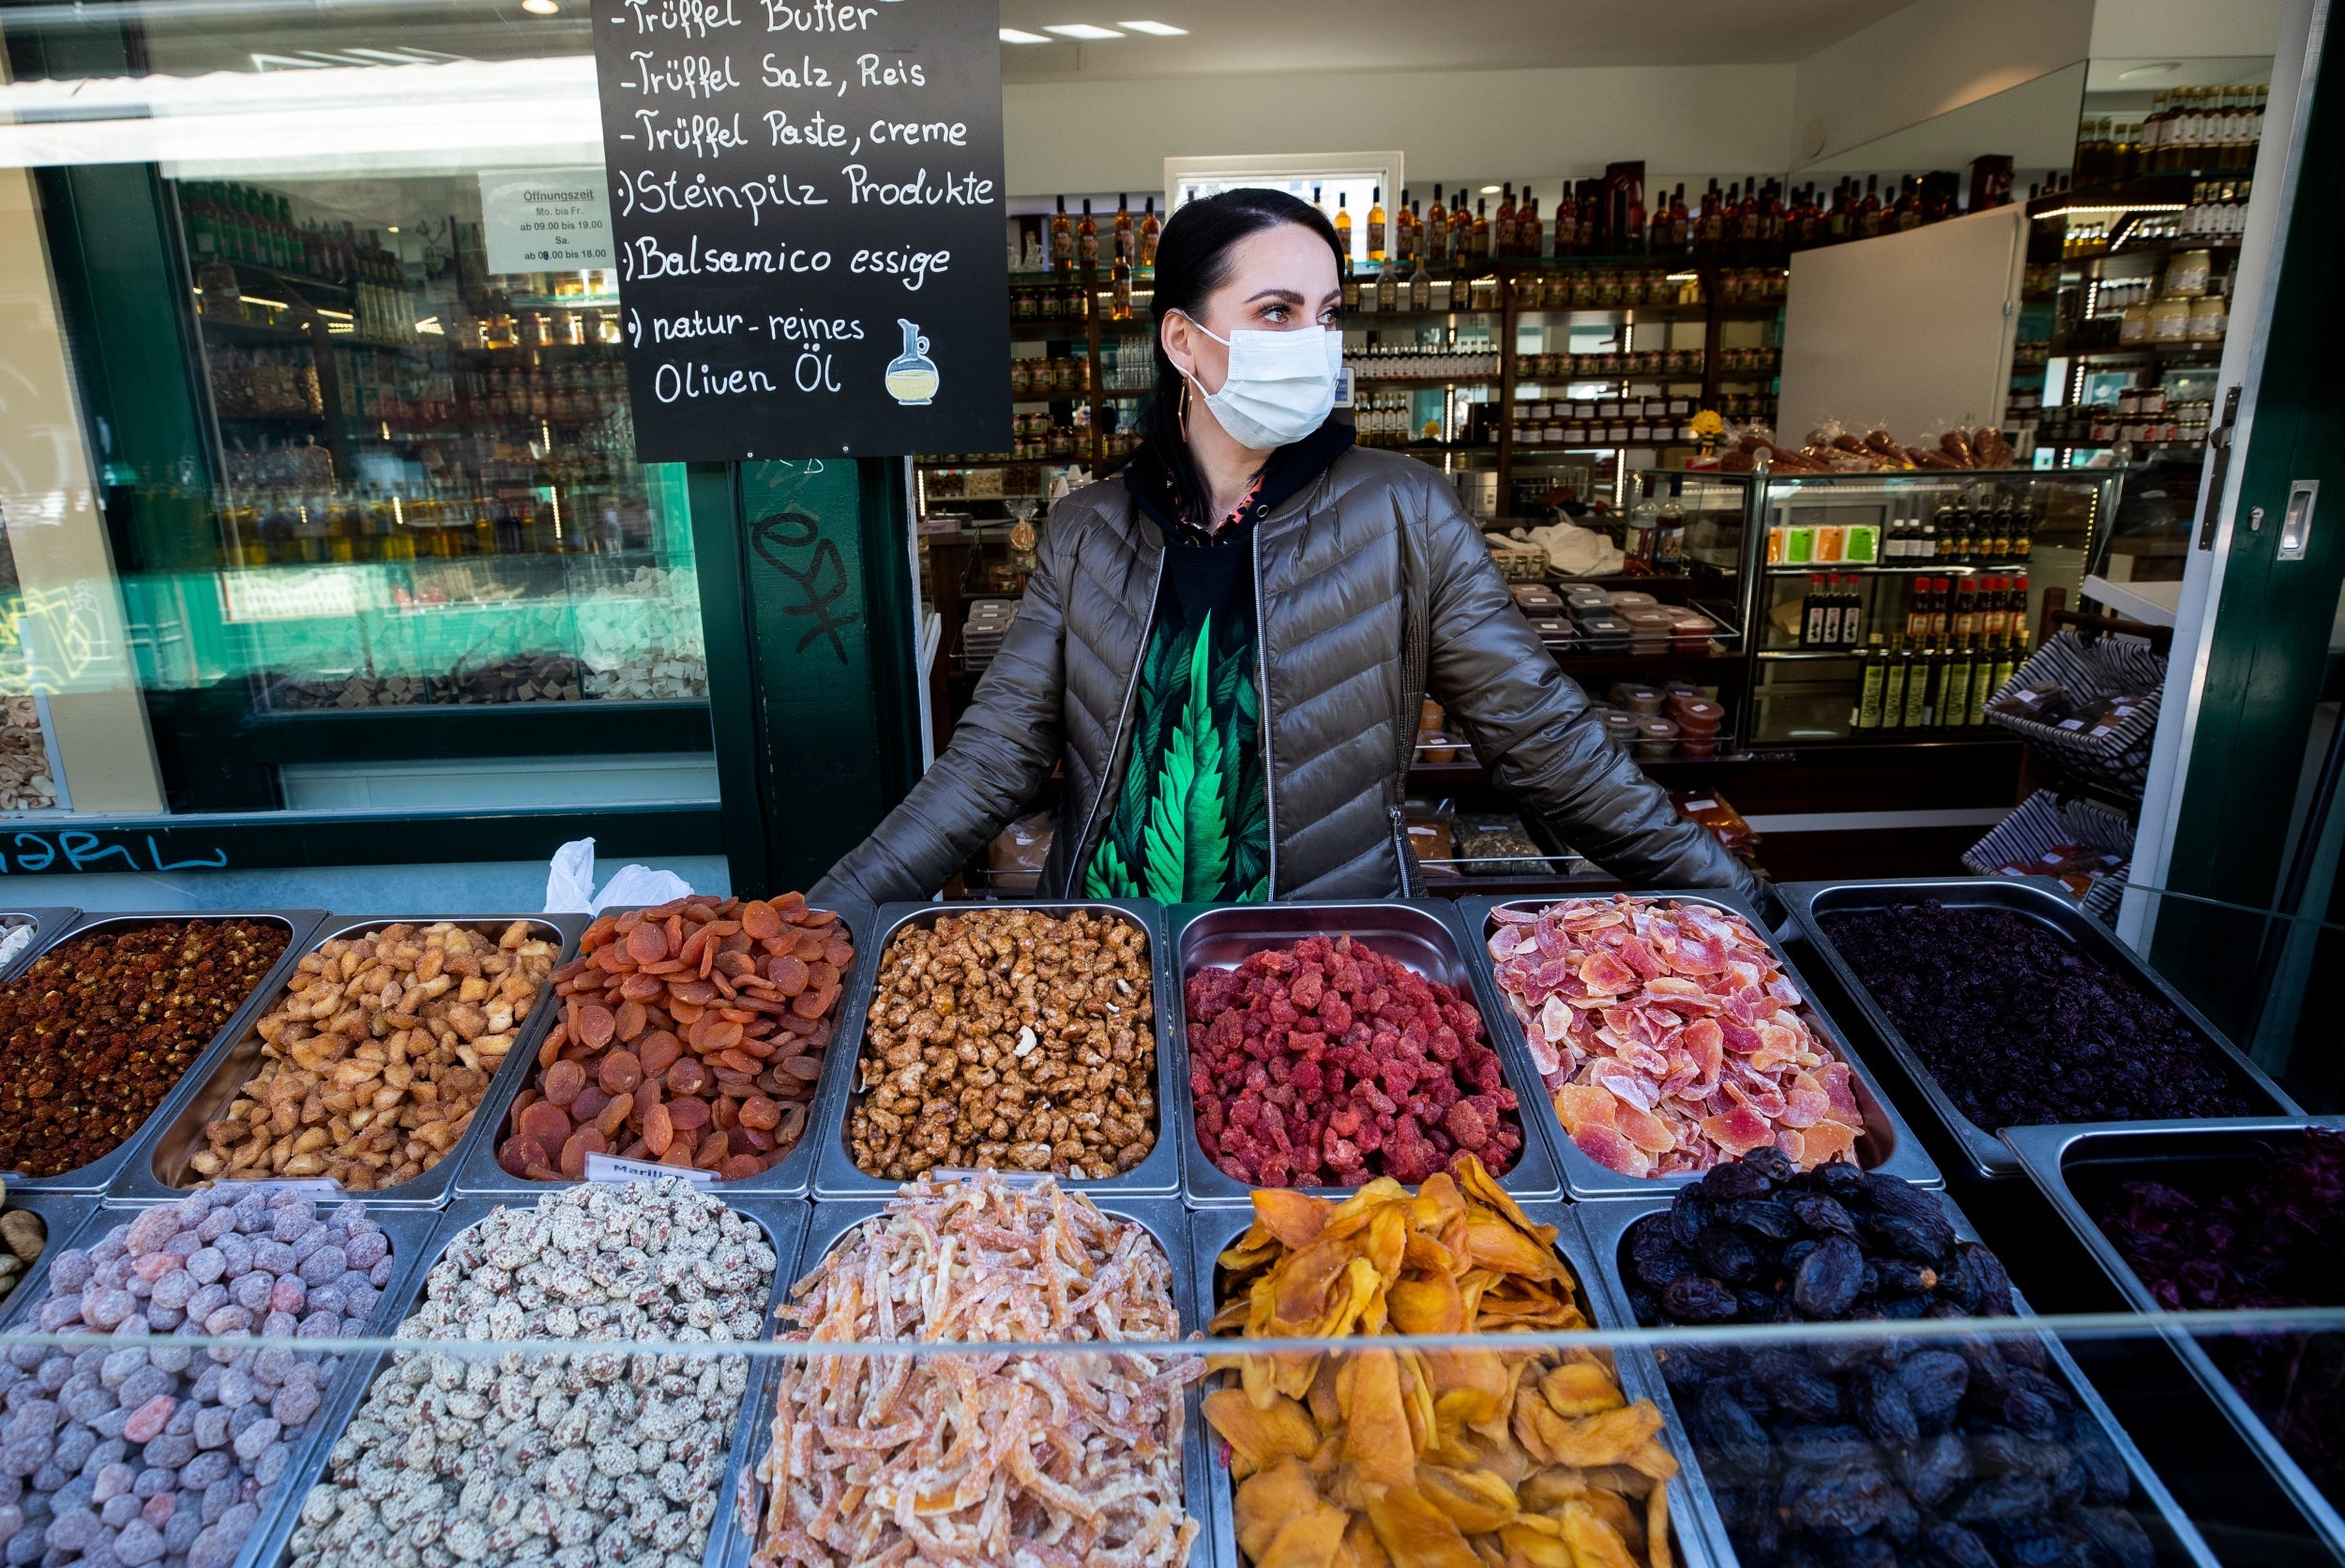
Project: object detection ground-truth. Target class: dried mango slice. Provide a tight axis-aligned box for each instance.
[1564,1498,1642,1568]
[1364,1484,1484,1568]
[1207,1389,1321,1480]
[1258,1506,1352,1568]
[1338,1349,1416,1490]
[1512,1401,1663,1470]
[1238,1459,1341,1562]
[1417,1466,1521,1535]
[1539,1362,1627,1418]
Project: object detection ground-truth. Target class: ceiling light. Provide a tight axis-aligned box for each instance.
[2119,61,2184,81]
[521,0,560,14]
[1118,19,1187,34]
[1043,23,1125,39]
[999,26,1052,42]
[1479,184,1501,194]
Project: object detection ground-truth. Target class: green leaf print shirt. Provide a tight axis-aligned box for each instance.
[1082,523,1270,904]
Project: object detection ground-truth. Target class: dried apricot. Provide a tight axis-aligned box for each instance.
[614,1000,647,1041]
[541,1059,587,1108]
[518,1100,571,1146]
[642,1101,674,1156]
[577,1003,617,1049]
[598,1049,643,1094]
[767,956,809,995]
[639,1032,683,1074]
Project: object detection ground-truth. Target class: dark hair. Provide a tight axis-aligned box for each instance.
[1139,188,1344,522]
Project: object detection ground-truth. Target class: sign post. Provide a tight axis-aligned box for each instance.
[589,0,1005,891]
[589,0,1011,461]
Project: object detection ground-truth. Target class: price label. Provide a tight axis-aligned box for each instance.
[583,1152,719,1186]
[213,1178,342,1195]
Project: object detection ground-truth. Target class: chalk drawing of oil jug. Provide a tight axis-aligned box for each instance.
[885,319,940,405]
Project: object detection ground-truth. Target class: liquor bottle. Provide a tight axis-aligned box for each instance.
[1837,576,1864,647]
[1902,639,1935,729]
[1409,252,1431,310]
[1112,193,1135,265]
[1078,198,1099,269]
[1473,198,1491,260]
[1758,180,1782,259]
[1968,634,2001,724]
[1942,641,1976,729]
[1312,185,1324,222]
[1897,177,1924,232]
[1903,579,1930,641]
[1427,188,1449,262]
[1881,635,1912,731]
[1953,578,1978,641]
[1735,181,1761,260]
[1139,196,1160,271]
[1854,635,1889,729]
[1858,174,1883,238]
[1522,193,1542,258]
[1111,254,1133,321]
[1495,184,1517,257]
[2010,504,2034,561]
[1367,186,1386,263]
[1931,578,1954,640]
[1395,189,1414,261]
[1666,185,1688,253]
[1377,258,1399,310]
[1992,628,2023,698]
[1804,575,1831,648]
[1825,179,1851,243]
[1699,179,1726,257]
[1340,256,1360,311]
[1626,184,1647,254]
[1334,192,1353,259]
[1051,196,1074,271]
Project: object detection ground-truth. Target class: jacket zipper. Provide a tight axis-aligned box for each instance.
[1070,549,1167,891]
[1252,531,1278,900]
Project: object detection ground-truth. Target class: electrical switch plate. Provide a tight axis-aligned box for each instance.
[2278,480,2319,561]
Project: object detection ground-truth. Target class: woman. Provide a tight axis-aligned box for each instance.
[812,187,1754,909]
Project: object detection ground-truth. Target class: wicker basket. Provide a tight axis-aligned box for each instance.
[1962,790,2136,924]
[1986,628,2167,794]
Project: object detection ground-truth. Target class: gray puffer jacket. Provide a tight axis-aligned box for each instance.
[811,445,1757,906]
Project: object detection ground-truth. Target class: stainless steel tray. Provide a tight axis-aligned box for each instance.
[113,913,586,1209]
[0,907,77,981]
[1457,890,1941,1199]
[2006,1117,2345,1561]
[0,1193,443,1568]
[0,1190,99,1326]
[810,899,1184,1199]
[1188,1200,1714,1568]
[1173,900,1563,1207]
[1781,876,2302,1181]
[246,1190,807,1568]
[1,912,330,1194]
[458,900,879,1201]
[1578,1189,2220,1568]
[708,1192,1200,1568]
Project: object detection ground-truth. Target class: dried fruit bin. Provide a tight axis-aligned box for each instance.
[1779,877,2301,1181]
[1576,1193,2221,1568]
[2005,1118,2345,1562]
[1187,1199,1714,1568]
[457,901,875,1202]
[0,912,330,1196]
[112,914,588,1211]
[810,899,1184,1199]
[0,1195,442,1568]
[245,1191,806,1568]
[0,1191,99,1324]
[0,908,79,981]
[710,1193,1202,1568]
[1174,900,1564,1208]
[1457,892,1939,1200]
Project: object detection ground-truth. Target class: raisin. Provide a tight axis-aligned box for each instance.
[1778,1425,1875,1470]
[1867,1214,1957,1268]
[1783,1463,1893,1540]
[1630,1221,1697,1290]
[2074,1506,2154,1568]
[1724,1199,1802,1242]
[1952,1473,2052,1527]
[1893,1352,1970,1432]
[1702,1160,1778,1201]
[1754,1349,1843,1423]
[1918,1519,2000,1568]
[1899,1432,1969,1508]
[1851,1364,1920,1454]
[1793,1194,1859,1237]
[1700,1383,1775,1479]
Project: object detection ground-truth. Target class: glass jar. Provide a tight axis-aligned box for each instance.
[2119,303,2153,343]
[2188,294,2228,339]
[2164,249,2213,297]
[2149,296,2194,339]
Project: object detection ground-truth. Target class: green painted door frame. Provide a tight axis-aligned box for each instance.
[2151,0,2345,1070]
[690,459,924,898]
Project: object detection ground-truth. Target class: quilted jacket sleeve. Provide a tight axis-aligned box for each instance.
[809,519,1070,912]
[1415,475,1761,897]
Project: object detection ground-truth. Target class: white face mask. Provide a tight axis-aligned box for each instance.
[1174,314,1342,450]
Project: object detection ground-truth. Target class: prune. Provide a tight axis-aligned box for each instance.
[1875,1260,1940,1297]
[1815,1161,1868,1202]
[2065,1418,2130,1504]
[1879,1482,1921,1545]
[1704,1161,1779,1201]
[2000,1388,2062,1442]
[1725,1199,1802,1242]
[1794,1238,1866,1319]
[2074,1505,2154,1568]
[1968,1427,2037,1479]
[1957,1342,2013,1405]
[1794,1195,1859,1237]
[1702,1384,1776,1479]
[1893,1352,1970,1430]
[1862,1172,1944,1228]
[1851,1365,1920,1453]
[1785,1240,1821,1274]
[1899,1432,1969,1507]
[1745,1146,1797,1183]
[1657,1347,1703,1396]
[1631,1221,1697,1290]
[1999,1524,2089,1567]
[1661,1276,1739,1322]
[1868,1214,1956,1267]
[2007,1365,2072,1415]
[1827,1535,1898,1568]
[1755,1350,1845,1423]
[1878,1293,1930,1321]
[2048,1446,2090,1506]
[1960,1245,2015,1316]
[1918,1520,1998,1568]
[1778,1425,1876,1469]
[1783,1464,1894,1539]
[1739,1289,1792,1324]
[1699,1227,1761,1283]
[1953,1473,2052,1526]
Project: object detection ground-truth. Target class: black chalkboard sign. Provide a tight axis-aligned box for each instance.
[591,0,1011,461]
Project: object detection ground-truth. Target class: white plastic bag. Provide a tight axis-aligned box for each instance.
[543,837,697,915]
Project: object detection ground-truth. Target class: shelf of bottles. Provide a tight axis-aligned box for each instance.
[1735,472,2112,747]
[167,178,704,714]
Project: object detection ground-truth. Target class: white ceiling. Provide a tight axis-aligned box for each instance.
[998,0,1914,83]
